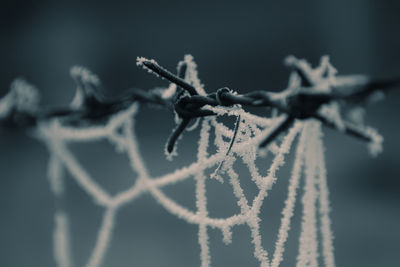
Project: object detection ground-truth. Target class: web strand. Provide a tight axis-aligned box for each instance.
[27,55,380,267]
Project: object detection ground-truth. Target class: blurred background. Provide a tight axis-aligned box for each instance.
[0,0,399,266]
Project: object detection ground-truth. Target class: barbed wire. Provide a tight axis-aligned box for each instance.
[0,55,398,155]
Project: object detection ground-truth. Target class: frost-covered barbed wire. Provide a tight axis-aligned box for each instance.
[1,54,398,267]
[1,55,394,153]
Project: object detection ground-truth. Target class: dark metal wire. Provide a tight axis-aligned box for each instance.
[137,58,399,152]
[1,57,399,154]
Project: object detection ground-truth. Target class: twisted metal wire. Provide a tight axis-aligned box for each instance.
[1,57,399,154]
[140,58,399,151]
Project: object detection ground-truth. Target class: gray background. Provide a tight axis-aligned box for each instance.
[0,0,399,266]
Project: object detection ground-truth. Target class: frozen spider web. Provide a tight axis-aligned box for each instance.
[31,55,381,267]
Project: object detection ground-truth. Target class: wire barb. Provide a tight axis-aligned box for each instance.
[137,57,198,96]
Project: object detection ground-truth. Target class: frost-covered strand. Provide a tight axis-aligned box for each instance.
[183,54,207,96]
[46,120,109,142]
[210,117,233,139]
[297,122,320,267]
[222,118,269,266]
[225,149,250,212]
[248,215,269,267]
[315,130,336,267]
[195,119,211,267]
[238,122,279,189]
[47,155,65,197]
[239,142,266,189]
[47,128,73,267]
[48,156,73,267]
[43,103,138,143]
[247,122,302,267]
[271,122,306,267]
[86,208,117,267]
[47,137,112,206]
[43,104,142,267]
[224,122,253,211]
[83,117,145,267]
[53,211,73,267]
[110,178,146,208]
[124,117,150,179]
[251,122,302,214]
[198,224,210,267]
[204,119,296,267]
